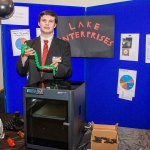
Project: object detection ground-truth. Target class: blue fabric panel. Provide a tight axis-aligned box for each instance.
[86,0,150,129]
[3,0,150,130]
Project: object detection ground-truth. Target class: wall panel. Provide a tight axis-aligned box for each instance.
[86,0,150,129]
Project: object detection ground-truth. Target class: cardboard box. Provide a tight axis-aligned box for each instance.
[91,123,118,150]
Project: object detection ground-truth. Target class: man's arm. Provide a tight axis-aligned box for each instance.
[55,41,72,78]
[16,44,35,76]
[16,55,29,76]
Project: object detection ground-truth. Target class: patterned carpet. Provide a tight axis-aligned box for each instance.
[118,127,150,150]
[79,126,150,150]
[0,126,150,149]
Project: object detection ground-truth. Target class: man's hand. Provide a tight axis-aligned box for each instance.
[24,48,35,57]
[21,48,35,66]
[51,57,61,69]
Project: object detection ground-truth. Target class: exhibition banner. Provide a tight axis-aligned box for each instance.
[57,16,115,57]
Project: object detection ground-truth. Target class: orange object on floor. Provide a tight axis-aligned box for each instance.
[17,131,24,138]
[7,137,15,147]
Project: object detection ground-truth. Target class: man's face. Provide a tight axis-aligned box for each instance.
[38,15,56,35]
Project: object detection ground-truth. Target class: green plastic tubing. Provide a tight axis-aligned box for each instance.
[21,44,56,76]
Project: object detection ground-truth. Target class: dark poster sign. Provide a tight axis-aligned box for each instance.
[57,16,115,58]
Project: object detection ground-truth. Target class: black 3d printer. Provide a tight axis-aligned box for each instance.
[23,80,85,150]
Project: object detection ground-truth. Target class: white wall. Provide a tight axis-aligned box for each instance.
[13,0,131,7]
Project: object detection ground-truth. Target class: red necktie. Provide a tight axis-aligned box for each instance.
[42,40,48,66]
[41,40,48,88]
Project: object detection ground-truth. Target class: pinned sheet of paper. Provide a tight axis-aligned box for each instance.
[2,6,29,25]
[36,28,41,37]
[11,29,30,56]
[117,69,137,101]
[120,34,139,61]
[145,34,150,63]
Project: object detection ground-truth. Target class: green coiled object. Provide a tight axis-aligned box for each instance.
[21,44,56,76]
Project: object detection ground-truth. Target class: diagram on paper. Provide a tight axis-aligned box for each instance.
[117,69,137,101]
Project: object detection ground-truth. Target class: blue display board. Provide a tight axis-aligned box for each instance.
[85,0,150,129]
[2,0,150,130]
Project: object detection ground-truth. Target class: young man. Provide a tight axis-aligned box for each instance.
[16,10,72,85]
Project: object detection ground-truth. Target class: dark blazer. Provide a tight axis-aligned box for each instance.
[16,37,72,85]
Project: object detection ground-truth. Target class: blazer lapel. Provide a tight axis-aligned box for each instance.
[34,37,42,66]
[45,38,56,65]
[32,37,43,78]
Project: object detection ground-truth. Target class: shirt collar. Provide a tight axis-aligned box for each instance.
[40,35,54,42]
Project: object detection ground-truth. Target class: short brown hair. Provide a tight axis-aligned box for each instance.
[38,10,58,24]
